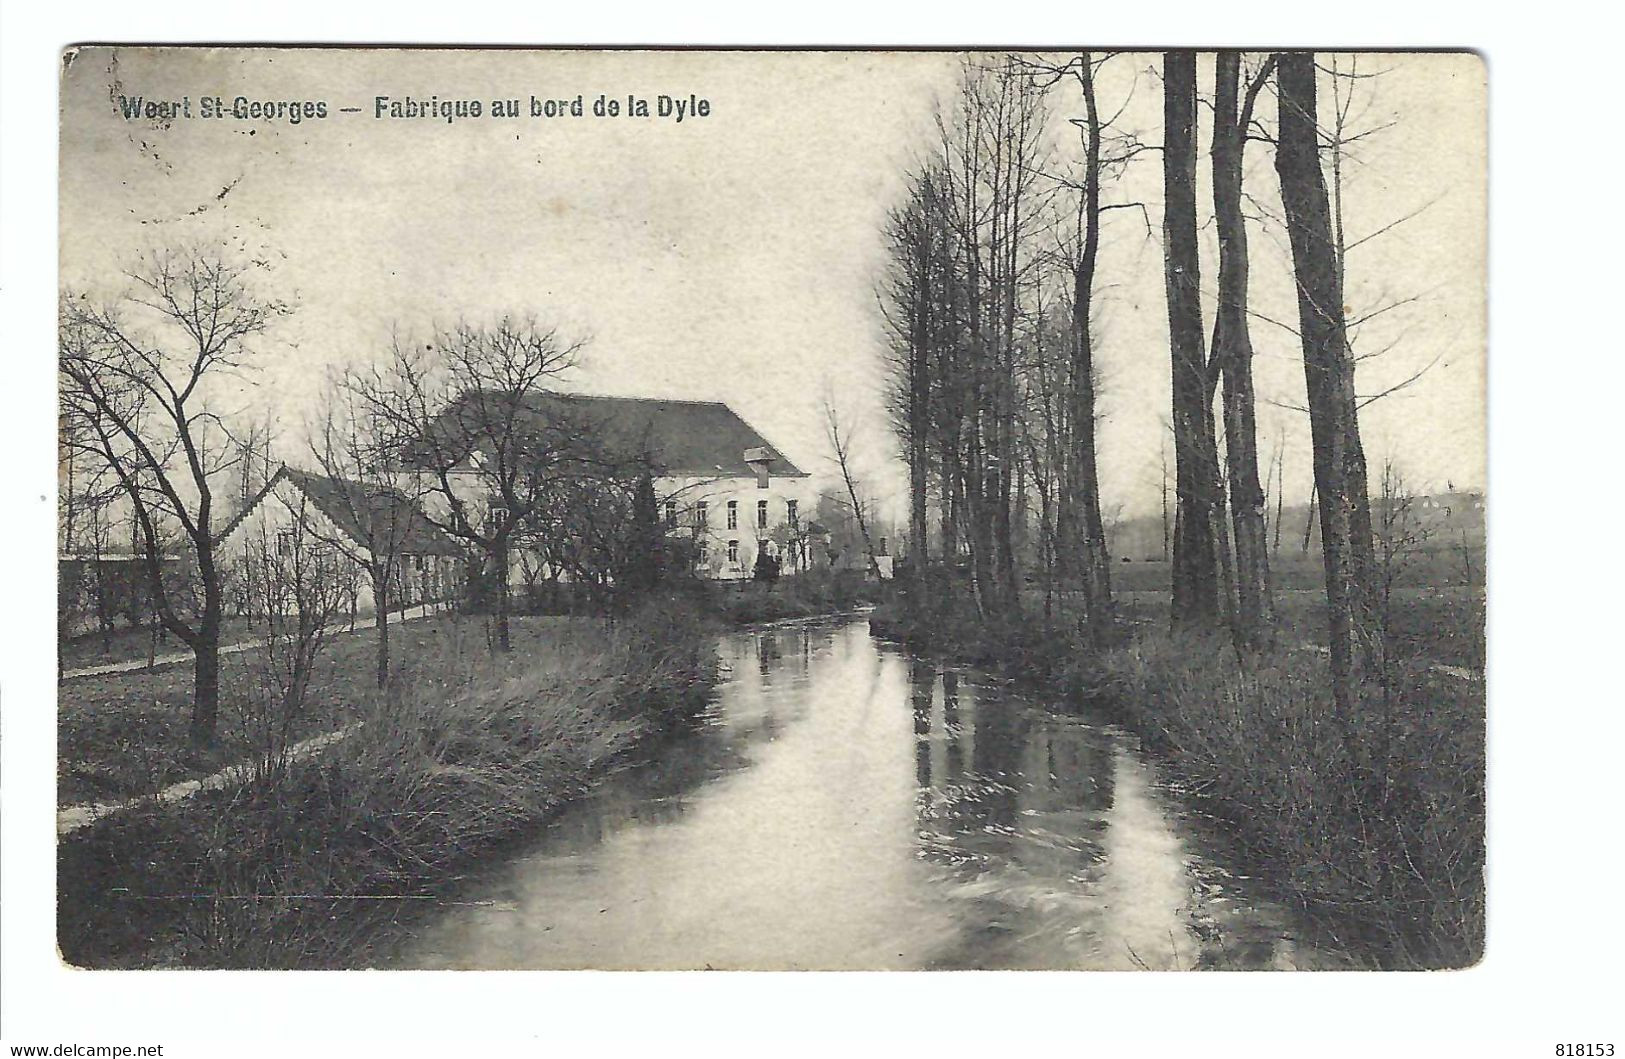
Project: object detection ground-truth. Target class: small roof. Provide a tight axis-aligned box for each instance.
[283,469,464,557]
[217,467,463,557]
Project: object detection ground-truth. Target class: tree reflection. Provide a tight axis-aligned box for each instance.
[908,661,1117,879]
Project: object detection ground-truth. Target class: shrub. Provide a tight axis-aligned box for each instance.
[708,568,881,626]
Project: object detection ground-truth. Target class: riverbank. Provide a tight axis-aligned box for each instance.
[57,600,718,968]
[706,568,887,626]
[387,619,1334,970]
[868,593,1485,969]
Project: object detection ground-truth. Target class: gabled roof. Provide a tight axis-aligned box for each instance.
[418,390,807,479]
[282,469,464,556]
[217,467,463,557]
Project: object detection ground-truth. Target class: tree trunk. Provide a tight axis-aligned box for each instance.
[1212,51,1274,648]
[1273,443,1285,555]
[1162,50,1223,631]
[1070,52,1115,644]
[968,434,997,619]
[188,630,220,747]
[1274,51,1380,720]
[494,539,512,652]
[374,574,390,688]
[187,541,224,746]
[909,297,931,586]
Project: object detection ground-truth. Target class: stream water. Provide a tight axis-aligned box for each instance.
[387,618,1332,970]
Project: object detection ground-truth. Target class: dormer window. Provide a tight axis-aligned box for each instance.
[743,446,774,489]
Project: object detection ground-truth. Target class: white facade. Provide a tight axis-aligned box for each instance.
[657,474,813,580]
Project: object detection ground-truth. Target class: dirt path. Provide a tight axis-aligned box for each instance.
[59,604,441,681]
[57,723,363,836]
[1296,641,1482,682]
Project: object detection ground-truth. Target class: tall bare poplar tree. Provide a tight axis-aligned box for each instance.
[1161,51,1224,630]
[1273,51,1381,718]
[1211,52,1277,648]
[1053,52,1120,643]
[881,166,952,593]
[925,59,1051,619]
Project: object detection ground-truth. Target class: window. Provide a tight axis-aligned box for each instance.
[786,499,798,530]
[727,539,739,564]
[487,505,508,533]
[695,501,708,528]
[697,537,709,563]
[757,499,768,529]
[450,498,468,531]
[413,554,425,572]
[665,500,678,528]
[276,529,295,557]
[726,500,738,530]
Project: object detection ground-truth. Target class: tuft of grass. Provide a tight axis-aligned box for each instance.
[1100,632,1484,968]
[57,603,718,969]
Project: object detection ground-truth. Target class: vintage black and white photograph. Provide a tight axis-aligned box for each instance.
[53,46,1485,973]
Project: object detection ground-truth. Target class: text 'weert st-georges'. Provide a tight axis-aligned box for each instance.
[110,94,714,125]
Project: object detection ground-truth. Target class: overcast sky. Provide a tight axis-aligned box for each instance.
[60,47,1485,521]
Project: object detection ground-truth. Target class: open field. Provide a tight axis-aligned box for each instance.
[59,605,445,675]
[58,612,605,807]
[1108,547,1483,595]
[1102,545,1487,670]
[1113,588,1486,671]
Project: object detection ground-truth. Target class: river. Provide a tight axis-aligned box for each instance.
[386,618,1333,970]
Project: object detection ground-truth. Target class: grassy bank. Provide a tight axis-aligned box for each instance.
[869,592,1485,968]
[57,600,718,968]
[61,609,520,806]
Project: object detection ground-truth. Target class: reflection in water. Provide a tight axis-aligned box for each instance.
[389,620,1327,970]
